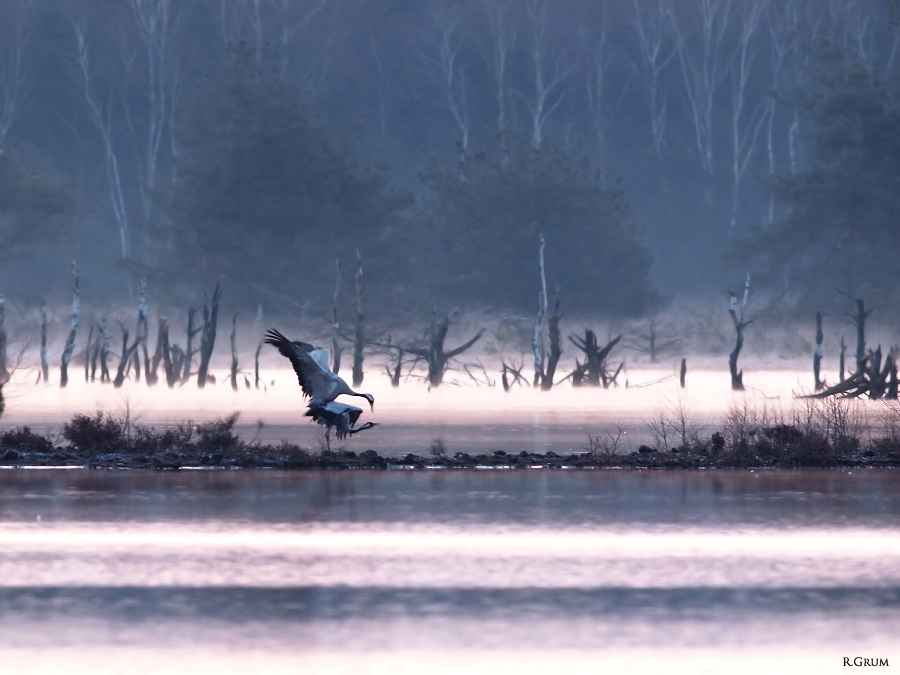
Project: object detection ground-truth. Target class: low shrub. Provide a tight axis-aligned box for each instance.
[0,426,54,453]
[63,413,125,452]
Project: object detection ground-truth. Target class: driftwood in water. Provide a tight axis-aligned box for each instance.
[60,262,79,388]
[804,293,894,400]
[728,274,753,391]
[197,283,221,388]
[804,346,898,400]
[814,311,824,391]
[568,330,622,388]
[352,250,365,387]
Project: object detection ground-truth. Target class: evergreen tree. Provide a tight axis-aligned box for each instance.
[0,152,76,264]
[419,134,659,314]
[156,44,413,307]
[734,41,900,310]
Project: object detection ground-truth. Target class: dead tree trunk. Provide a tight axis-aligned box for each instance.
[60,262,79,388]
[379,338,406,388]
[254,340,262,389]
[113,321,140,388]
[156,318,177,388]
[500,359,527,392]
[540,294,562,391]
[402,309,485,387]
[0,293,9,385]
[352,250,365,387]
[814,311,824,391]
[40,302,49,382]
[145,317,165,387]
[99,320,111,383]
[568,331,622,387]
[89,321,100,382]
[197,283,221,388]
[888,348,899,400]
[230,314,239,392]
[84,321,94,383]
[853,298,869,371]
[141,326,154,385]
[170,346,185,387]
[183,306,199,382]
[839,337,846,382]
[635,320,680,363]
[389,347,404,387]
[869,345,891,400]
[837,289,872,372]
[728,274,753,391]
[680,358,687,388]
[331,258,343,374]
[132,279,148,382]
[532,235,547,386]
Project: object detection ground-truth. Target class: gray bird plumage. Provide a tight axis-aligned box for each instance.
[306,401,378,440]
[264,328,374,410]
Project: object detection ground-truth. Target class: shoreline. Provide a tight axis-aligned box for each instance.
[3,409,900,472]
[1,447,897,472]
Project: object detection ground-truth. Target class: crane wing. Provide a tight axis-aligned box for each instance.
[308,348,332,374]
[264,328,335,400]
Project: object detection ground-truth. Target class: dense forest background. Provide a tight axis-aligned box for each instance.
[2,0,900,323]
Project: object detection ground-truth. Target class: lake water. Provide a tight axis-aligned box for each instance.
[0,469,897,674]
[0,366,873,456]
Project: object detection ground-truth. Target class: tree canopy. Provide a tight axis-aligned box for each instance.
[0,152,76,264]
[419,134,659,315]
[734,41,900,311]
[156,44,413,307]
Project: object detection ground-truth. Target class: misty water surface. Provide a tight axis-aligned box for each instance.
[0,469,897,674]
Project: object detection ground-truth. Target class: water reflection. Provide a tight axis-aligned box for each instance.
[1,469,899,526]
[0,469,897,674]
